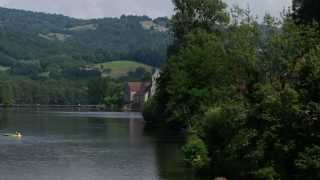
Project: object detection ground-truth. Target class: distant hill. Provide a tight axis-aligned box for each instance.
[0,7,170,79]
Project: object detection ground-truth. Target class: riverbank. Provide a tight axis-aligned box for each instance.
[0,104,142,113]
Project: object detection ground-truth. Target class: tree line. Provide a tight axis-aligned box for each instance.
[0,72,151,107]
[144,0,320,179]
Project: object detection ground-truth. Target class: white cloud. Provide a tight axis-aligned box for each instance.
[225,0,292,18]
[0,0,290,19]
[0,0,173,18]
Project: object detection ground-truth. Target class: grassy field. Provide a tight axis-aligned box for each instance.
[93,61,153,78]
[68,24,97,31]
[0,65,10,72]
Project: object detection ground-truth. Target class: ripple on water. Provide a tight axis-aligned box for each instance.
[0,111,198,180]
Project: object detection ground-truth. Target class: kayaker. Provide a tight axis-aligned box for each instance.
[2,132,22,138]
[15,131,22,138]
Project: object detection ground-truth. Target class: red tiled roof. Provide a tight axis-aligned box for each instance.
[128,82,150,94]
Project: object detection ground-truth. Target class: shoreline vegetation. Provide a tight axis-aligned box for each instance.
[0,104,143,112]
[144,0,320,179]
[0,61,153,109]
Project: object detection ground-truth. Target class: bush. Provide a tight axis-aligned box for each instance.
[183,134,210,170]
[204,102,246,151]
[253,166,279,180]
[143,97,160,124]
[295,145,320,179]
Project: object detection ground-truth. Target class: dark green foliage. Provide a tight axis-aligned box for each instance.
[183,134,210,170]
[63,68,101,79]
[253,167,280,180]
[10,61,41,78]
[142,97,158,123]
[146,0,230,129]
[295,145,320,178]
[144,0,320,179]
[0,52,16,66]
[87,77,124,107]
[165,30,232,128]
[11,78,88,105]
[0,81,14,106]
[0,76,124,106]
[171,0,229,45]
[293,0,320,24]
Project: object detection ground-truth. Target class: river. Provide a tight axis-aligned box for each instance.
[0,109,202,180]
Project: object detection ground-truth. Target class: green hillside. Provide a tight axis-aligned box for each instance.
[93,61,153,78]
[0,7,167,106]
[0,7,170,79]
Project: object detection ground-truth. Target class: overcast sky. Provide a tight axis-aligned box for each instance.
[0,0,291,19]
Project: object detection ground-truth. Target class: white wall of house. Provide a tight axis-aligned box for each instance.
[130,91,137,102]
[150,69,160,97]
[144,91,150,102]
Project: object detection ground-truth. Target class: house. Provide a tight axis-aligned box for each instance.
[143,69,161,102]
[123,70,161,111]
[124,81,151,110]
[149,69,160,97]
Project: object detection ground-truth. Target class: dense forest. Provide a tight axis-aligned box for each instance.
[144,0,320,179]
[0,7,168,105]
[0,7,170,68]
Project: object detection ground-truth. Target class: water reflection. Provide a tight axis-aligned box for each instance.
[0,109,199,180]
[0,108,9,130]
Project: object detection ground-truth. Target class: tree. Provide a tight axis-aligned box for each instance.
[165,30,231,128]
[171,0,229,47]
[87,77,123,108]
[0,81,14,106]
[146,0,230,127]
[293,0,320,24]
[145,3,320,178]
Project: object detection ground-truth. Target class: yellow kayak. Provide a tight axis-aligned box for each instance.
[2,132,22,138]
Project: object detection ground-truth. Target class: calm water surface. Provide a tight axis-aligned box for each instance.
[0,109,201,180]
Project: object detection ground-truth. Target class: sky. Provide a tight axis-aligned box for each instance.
[0,0,291,19]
